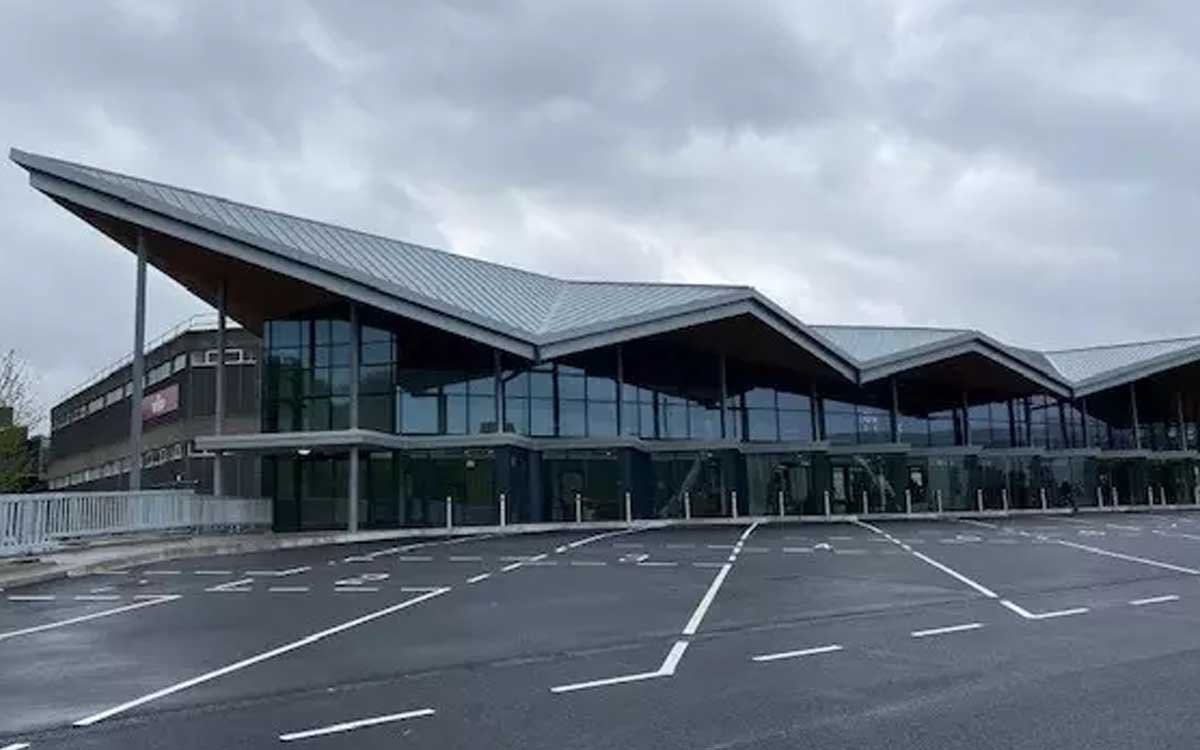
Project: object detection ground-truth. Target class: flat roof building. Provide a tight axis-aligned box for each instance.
[13,148,1200,531]
[46,316,261,496]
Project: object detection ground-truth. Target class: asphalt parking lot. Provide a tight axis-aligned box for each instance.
[7,513,1200,749]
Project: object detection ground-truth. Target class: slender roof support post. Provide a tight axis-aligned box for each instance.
[1080,397,1090,448]
[493,349,503,432]
[889,378,900,443]
[213,278,226,496]
[1057,399,1070,449]
[961,390,971,446]
[128,229,147,491]
[718,352,728,440]
[1130,382,1142,451]
[811,382,823,441]
[1007,400,1018,447]
[615,345,624,436]
[1177,392,1188,451]
[347,302,360,533]
[1024,397,1033,447]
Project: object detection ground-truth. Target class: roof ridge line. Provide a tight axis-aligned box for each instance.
[1045,333,1200,355]
[811,323,971,333]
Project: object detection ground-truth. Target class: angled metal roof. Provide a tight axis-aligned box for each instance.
[1045,336,1200,394]
[810,325,968,362]
[10,148,853,377]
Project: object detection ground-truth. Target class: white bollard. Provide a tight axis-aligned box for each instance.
[1111,485,1119,508]
[1096,486,1103,508]
[1039,487,1047,511]
[935,489,943,514]
[823,490,831,517]
[905,489,912,515]
[1002,487,1009,512]
[861,490,869,516]
[575,492,582,523]
[731,490,739,519]
[1147,485,1155,506]
[684,491,691,520]
[778,490,786,518]
[499,492,507,528]
[625,491,633,523]
[445,496,453,530]
[976,489,984,513]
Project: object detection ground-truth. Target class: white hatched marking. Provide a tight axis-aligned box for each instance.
[911,622,984,638]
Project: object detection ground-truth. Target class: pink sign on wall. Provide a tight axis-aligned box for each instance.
[142,384,179,421]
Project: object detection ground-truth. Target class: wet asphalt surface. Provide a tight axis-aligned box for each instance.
[6,512,1200,748]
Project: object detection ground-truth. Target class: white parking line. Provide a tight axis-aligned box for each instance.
[0,595,179,642]
[467,573,491,584]
[268,587,311,593]
[1,742,31,750]
[855,520,999,599]
[193,570,233,576]
[683,564,731,636]
[1130,594,1180,606]
[448,556,483,562]
[570,561,607,567]
[394,556,434,563]
[551,640,688,693]
[143,570,181,576]
[6,595,54,602]
[752,644,842,663]
[74,595,121,602]
[636,561,678,567]
[205,578,253,592]
[280,707,435,742]
[911,622,984,639]
[334,587,380,593]
[999,600,1089,620]
[75,588,451,726]
[1048,538,1200,576]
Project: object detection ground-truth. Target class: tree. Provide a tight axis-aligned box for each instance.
[0,350,41,492]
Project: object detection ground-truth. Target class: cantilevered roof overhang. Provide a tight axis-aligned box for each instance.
[10,148,857,381]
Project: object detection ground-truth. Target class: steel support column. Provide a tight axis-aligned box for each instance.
[718,352,728,439]
[213,279,226,496]
[1177,392,1188,450]
[616,345,624,436]
[128,230,147,491]
[1130,382,1142,450]
[889,377,900,442]
[348,302,360,532]
[1080,397,1090,448]
[493,349,503,431]
[961,390,971,446]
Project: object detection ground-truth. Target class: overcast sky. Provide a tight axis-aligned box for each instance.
[3,1,1199,428]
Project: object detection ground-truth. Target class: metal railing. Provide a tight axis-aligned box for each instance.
[0,490,271,557]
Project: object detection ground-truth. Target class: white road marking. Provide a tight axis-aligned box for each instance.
[752,644,843,663]
[781,547,812,554]
[692,561,726,568]
[143,570,181,576]
[1,742,31,750]
[279,707,435,742]
[89,586,115,594]
[193,570,233,576]
[268,587,310,593]
[613,543,645,549]
[1130,594,1180,606]
[395,556,434,563]
[1051,539,1200,575]
[448,556,483,562]
[636,561,678,567]
[833,549,867,555]
[6,595,54,602]
[911,622,984,638]
[829,536,854,541]
[999,599,1089,620]
[551,640,688,693]
[0,595,179,642]
[683,564,731,636]
[499,556,533,562]
[570,561,607,567]
[334,587,380,593]
[855,520,999,599]
[75,588,450,726]
[1107,523,1142,532]
[565,528,645,550]
[73,595,121,602]
[706,544,733,550]
[276,566,311,577]
[467,573,491,584]
[205,578,253,592]
[666,544,696,549]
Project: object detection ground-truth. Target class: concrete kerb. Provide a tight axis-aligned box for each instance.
[4,506,1199,591]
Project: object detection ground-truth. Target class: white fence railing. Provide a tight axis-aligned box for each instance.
[0,490,271,557]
